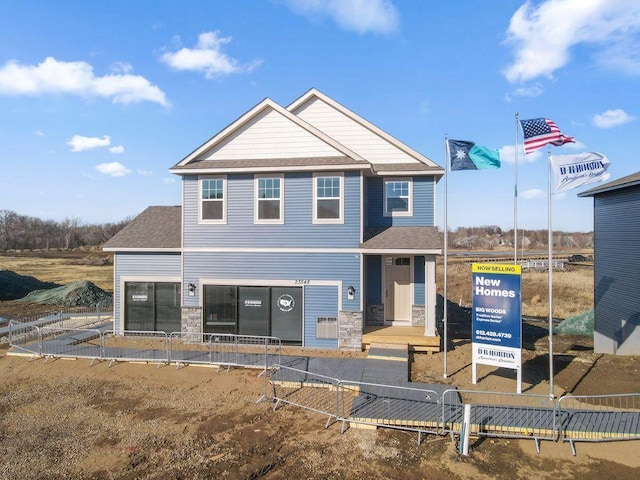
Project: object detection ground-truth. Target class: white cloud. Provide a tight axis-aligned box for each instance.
[95,162,132,177]
[68,134,111,152]
[33,129,45,136]
[503,0,640,83]
[160,31,262,79]
[109,145,125,154]
[504,84,543,102]
[592,109,635,128]
[282,0,399,34]
[163,177,176,184]
[137,169,153,176]
[521,188,545,200]
[0,56,168,106]
[499,144,542,164]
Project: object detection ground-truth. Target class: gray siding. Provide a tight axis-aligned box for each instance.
[113,252,182,331]
[183,172,361,248]
[593,186,640,355]
[304,285,339,348]
[365,176,435,227]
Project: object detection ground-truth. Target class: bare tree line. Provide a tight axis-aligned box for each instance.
[444,225,593,250]
[0,210,130,251]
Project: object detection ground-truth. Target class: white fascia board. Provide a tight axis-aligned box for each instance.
[287,88,441,169]
[169,164,370,176]
[361,248,443,255]
[183,247,442,255]
[376,169,445,177]
[176,97,367,167]
[102,248,182,253]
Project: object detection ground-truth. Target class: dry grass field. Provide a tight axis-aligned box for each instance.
[438,257,593,319]
[0,250,113,292]
[1,249,593,320]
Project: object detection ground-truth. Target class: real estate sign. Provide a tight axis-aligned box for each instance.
[471,263,522,392]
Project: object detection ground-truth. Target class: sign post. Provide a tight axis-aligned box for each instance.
[471,263,522,393]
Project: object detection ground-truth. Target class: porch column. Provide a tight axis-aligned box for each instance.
[424,255,436,336]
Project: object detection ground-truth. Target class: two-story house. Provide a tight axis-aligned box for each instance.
[103,89,444,350]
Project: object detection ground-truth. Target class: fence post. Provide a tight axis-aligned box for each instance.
[461,404,471,455]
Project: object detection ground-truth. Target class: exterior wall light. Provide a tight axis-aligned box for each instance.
[188,283,196,297]
[347,285,356,300]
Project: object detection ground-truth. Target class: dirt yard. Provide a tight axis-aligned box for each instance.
[2,328,640,480]
[2,250,639,479]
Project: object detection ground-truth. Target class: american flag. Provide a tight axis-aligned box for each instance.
[519,118,575,154]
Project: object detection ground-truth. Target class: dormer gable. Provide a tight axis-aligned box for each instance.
[288,88,443,178]
[171,97,369,174]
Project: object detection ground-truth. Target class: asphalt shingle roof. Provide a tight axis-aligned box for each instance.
[102,206,181,250]
[578,171,640,197]
[361,226,442,251]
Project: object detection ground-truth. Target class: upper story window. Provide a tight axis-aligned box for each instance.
[255,174,284,224]
[384,178,412,217]
[200,176,226,223]
[313,173,343,224]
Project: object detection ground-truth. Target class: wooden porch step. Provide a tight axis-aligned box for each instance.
[362,326,441,354]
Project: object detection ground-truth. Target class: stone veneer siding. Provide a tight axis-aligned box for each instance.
[338,310,363,351]
[181,306,203,342]
[366,304,384,326]
[412,305,425,327]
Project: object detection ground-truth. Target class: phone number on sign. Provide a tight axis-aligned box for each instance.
[475,330,512,339]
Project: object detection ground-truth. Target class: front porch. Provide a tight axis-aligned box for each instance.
[362,326,440,353]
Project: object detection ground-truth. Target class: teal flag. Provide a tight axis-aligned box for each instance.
[448,139,500,171]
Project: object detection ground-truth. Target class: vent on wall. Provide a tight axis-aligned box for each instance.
[316,316,338,339]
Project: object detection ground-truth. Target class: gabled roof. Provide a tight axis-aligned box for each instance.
[578,171,640,197]
[102,206,181,251]
[171,97,366,173]
[288,88,444,177]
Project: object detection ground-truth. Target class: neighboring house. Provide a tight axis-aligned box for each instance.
[579,171,640,355]
[103,89,444,349]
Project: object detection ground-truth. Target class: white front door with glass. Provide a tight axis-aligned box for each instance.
[384,257,412,324]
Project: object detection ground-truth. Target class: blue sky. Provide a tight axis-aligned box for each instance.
[1,0,638,232]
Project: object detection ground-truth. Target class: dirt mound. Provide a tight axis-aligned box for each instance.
[19,280,111,307]
[0,270,60,301]
[554,308,594,336]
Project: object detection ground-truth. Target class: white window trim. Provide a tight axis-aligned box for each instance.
[383,177,413,217]
[254,173,284,225]
[199,175,227,224]
[312,172,344,225]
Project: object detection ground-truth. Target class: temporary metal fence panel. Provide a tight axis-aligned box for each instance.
[8,320,41,356]
[39,326,103,362]
[338,380,441,442]
[169,332,217,367]
[102,330,169,366]
[558,393,640,454]
[229,334,282,370]
[442,389,557,449]
[269,364,341,427]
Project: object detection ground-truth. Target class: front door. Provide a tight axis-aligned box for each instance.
[385,257,411,323]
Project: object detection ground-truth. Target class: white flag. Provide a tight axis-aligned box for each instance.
[550,152,611,193]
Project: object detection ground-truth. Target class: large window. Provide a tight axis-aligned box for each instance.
[203,284,302,344]
[200,176,226,223]
[314,173,343,223]
[255,175,283,223]
[124,282,181,333]
[384,178,412,216]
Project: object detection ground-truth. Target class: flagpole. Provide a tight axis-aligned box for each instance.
[514,112,519,264]
[443,135,449,378]
[547,146,555,398]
